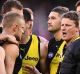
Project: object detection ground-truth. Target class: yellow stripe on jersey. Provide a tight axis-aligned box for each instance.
[50,36,80,74]
[18,35,40,74]
[50,41,66,74]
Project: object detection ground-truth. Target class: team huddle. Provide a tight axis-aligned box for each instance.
[0,0,80,74]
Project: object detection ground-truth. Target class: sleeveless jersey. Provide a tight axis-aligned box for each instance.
[46,38,66,74]
[13,35,32,74]
[18,35,40,74]
[50,41,66,74]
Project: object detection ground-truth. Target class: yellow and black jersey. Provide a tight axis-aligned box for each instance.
[60,36,80,74]
[13,35,40,74]
[46,38,66,74]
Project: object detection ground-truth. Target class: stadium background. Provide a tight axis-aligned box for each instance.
[0,0,79,40]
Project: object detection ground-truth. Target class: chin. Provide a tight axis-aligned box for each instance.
[62,37,67,41]
[48,29,53,33]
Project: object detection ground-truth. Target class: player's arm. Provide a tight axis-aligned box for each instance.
[0,34,18,44]
[3,44,19,74]
[39,36,48,73]
[24,65,42,74]
[0,46,6,74]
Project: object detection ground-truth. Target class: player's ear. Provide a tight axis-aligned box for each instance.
[13,24,19,32]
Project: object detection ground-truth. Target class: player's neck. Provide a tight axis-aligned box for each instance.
[20,34,30,44]
[54,30,62,41]
[2,29,14,35]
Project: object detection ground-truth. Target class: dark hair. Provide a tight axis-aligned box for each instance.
[0,15,3,22]
[2,0,23,14]
[51,6,69,15]
[23,8,31,21]
[75,0,80,8]
[0,15,3,33]
[62,11,79,27]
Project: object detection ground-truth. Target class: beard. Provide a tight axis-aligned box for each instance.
[15,35,21,41]
[49,28,60,34]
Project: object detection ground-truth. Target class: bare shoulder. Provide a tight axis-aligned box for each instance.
[3,44,19,51]
[3,44,19,58]
[39,36,48,49]
[0,46,5,60]
[39,36,48,43]
[39,36,48,58]
[0,46,5,53]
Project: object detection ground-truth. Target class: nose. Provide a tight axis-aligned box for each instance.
[22,29,24,34]
[61,24,66,31]
[48,19,51,24]
[20,28,24,34]
[0,23,3,27]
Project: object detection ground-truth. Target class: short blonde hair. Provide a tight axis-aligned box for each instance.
[2,11,24,28]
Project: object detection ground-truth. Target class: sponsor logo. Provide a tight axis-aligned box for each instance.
[24,56,38,61]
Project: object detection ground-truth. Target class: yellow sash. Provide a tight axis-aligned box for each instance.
[50,36,80,74]
[18,35,39,74]
[50,41,66,74]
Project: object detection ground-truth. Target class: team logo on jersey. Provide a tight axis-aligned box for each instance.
[48,52,53,58]
[24,56,38,61]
